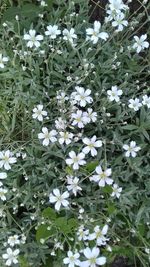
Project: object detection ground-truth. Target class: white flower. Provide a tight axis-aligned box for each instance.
[123,141,141,158]
[7,235,20,247]
[107,86,122,102]
[90,166,113,187]
[66,151,86,170]
[80,247,106,267]
[59,132,73,145]
[2,248,20,266]
[0,172,7,179]
[0,150,17,170]
[77,225,89,241]
[86,108,97,123]
[82,136,102,157]
[56,90,69,103]
[0,187,8,201]
[142,95,150,108]
[112,13,128,31]
[55,117,67,130]
[49,189,69,211]
[70,91,78,105]
[74,86,93,107]
[67,176,82,196]
[128,98,142,111]
[40,0,47,6]
[63,28,77,44]
[24,30,43,48]
[45,25,61,39]
[111,184,122,198]
[32,104,47,121]
[106,9,117,22]
[133,34,149,53]
[71,110,89,128]
[38,127,57,146]
[63,251,80,267]
[20,234,26,244]
[0,53,9,68]
[108,0,128,13]
[86,21,109,44]
[89,225,108,246]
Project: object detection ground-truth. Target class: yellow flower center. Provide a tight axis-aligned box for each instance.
[89,257,96,264]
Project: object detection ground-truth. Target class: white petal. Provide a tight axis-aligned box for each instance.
[38,133,45,139]
[73,162,79,170]
[62,191,69,199]
[53,188,60,196]
[98,179,105,187]
[106,178,113,185]
[66,159,73,165]
[62,199,69,207]
[49,194,57,203]
[91,148,97,157]
[95,166,102,174]
[63,258,69,264]
[96,256,106,265]
[36,35,43,41]
[102,224,108,235]
[43,139,49,146]
[82,146,90,154]
[84,247,92,259]
[55,201,61,211]
[0,172,7,179]
[99,32,109,40]
[95,140,102,147]
[69,151,76,158]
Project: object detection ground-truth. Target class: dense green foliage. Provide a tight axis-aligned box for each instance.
[0,0,150,266]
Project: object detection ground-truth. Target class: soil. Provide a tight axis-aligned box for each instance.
[110,257,135,267]
[88,0,149,35]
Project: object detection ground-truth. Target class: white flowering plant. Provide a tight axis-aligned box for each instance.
[0,0,150,266]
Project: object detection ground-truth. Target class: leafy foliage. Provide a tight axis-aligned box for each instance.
[0,0,150,267]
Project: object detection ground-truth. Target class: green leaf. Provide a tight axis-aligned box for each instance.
[68,218,78,229]
[121,125,138,130]
[42,207,57,220]
[45,0,54,8]
[107,203,116,215]
[140,106,146,123]
[2,4,40,24]
[11,111,16,132]
[65,166,74,175]
[103,185,112,194]
[2,7,21,22]
[136,206,145,224]
[113,245,133,258]
[141,122,150,130]
[55,217,70,233]
[138,223,146,237]
[19,256,30,267]
[21,4,40,18]
[141,129,149,140]
[42,257,53,267]
[36,224,56,243]
[86,161,99,172]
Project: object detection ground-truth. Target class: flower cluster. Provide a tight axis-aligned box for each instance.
[128,94,150,111]
[23,26,77,48]
[106,0,128,32]
[0,0,150,266]
[2,234,26,266]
